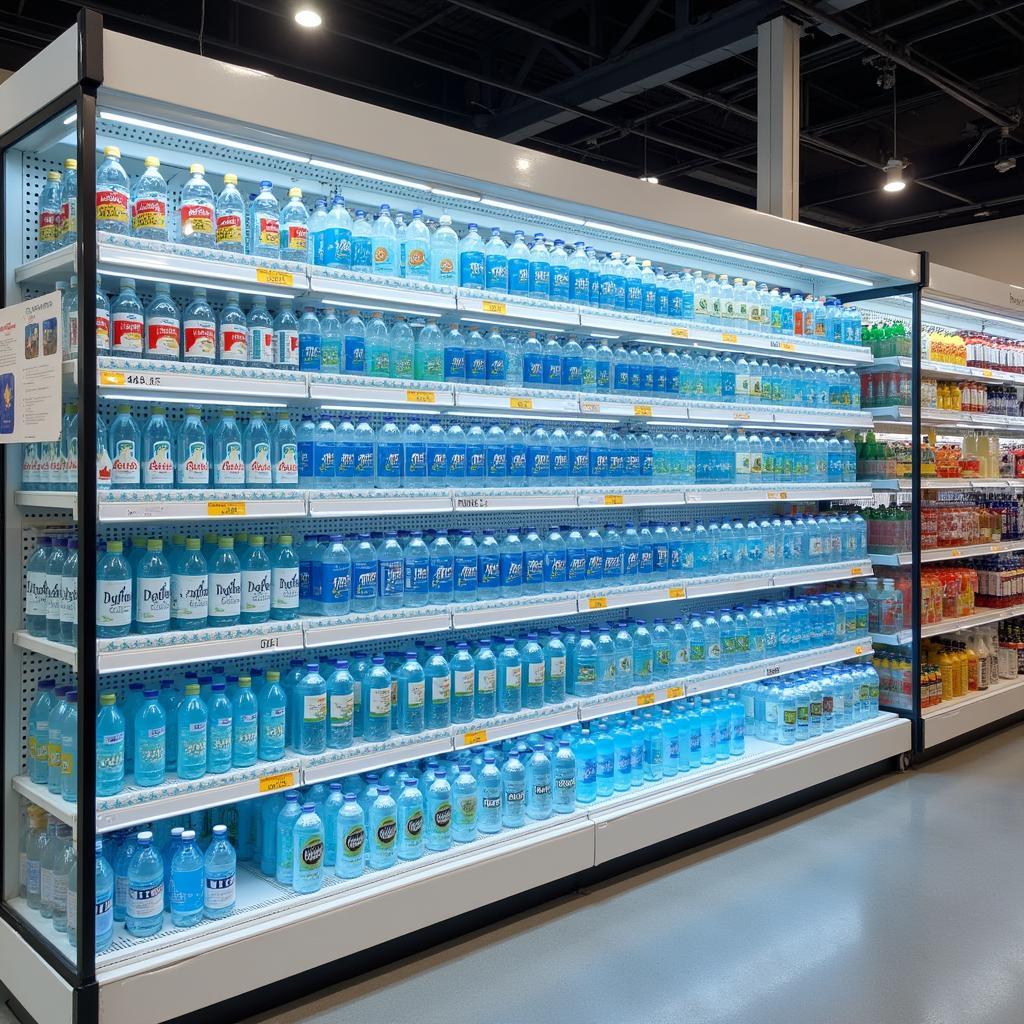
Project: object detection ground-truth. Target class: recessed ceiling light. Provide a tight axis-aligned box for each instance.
[294,8,322,28]
[515,157,531,171]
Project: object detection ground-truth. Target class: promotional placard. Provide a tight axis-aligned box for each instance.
[0,289,62,443]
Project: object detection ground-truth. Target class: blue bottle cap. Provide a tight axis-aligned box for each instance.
[343,793,357,802]
[302,803,315,812]
[377,786,390,795]
[143,689,159,698]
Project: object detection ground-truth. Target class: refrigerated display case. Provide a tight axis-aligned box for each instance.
[0,16,916,1024]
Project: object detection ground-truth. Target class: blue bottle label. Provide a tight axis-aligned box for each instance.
[377,442,402,480]
[320,564,351,606]
[487,447,506,478]
[405,558,429,593]
[444,346,466,380]
[567,553,586,583]
[562,357,582,389]
[569,269,589,303]
[624,549,639,575]
[426,442,447,478]
[429,558,453,595]
[530,263,551,295]
[626,283,643,310]
[460,251,484,287]
[486,352,505,380]
[603,551,622,577]
[344,335,365,373]
[500,553,522,588]
[454,555,477,592]
[351,560,377,600]
[508,259,529,295]
[614,364,630,390]
[507,446,526,479]
[298,441,315,480]
[380,558,403,597]
[551,266,569,300]
[524,553,544,587]
[543,355,561,387]
[466,349,487,381]
[299,333,321,372]
[550,447,568,477]
[527,446,550,477]
[405,444,426,479]
[478,553,500,590]
[315,441,335,479]
[466,445,485,479]
[544,551,566,585]
[447,445,466,478]
[523,353,544,385]
[352,443,373,480]
[485,257,508,291]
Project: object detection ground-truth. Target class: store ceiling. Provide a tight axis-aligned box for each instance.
[2,0,1023,239]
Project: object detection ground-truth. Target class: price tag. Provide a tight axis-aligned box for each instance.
[208,501,247,517]
[406,390,436,404]
[634,404,653,417]
[636,692,655,707]
[983,369,994,378]
[580,400,601,414]
[588,596,608,610]
[666,686,684,699]
[455,496,489,510]
[991,544,1001,552]
[255,267,294,287]
[767,491,788,500]
[950,548,961,557]
[604,494,624,505]
[668,587,686,599]
[764,664,781,677]
[510,397,533,410]
[780,341,796,352]
[721,333,738,344]
[850,567,864,576]
[99,370,125,386]
[853,646,865,655]
[481,299,507,315]
[259,771,295,793]
[461,729,488,746]
[670,327,689,339]
[733,412,751,420]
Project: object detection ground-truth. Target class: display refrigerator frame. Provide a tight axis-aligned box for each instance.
[0,14,920,1024]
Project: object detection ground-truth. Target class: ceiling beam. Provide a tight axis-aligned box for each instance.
[444,0,603,59]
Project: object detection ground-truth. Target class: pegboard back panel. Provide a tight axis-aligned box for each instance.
[19,149,67,265]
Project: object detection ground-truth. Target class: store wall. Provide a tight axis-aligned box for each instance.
[888,216,1024,285]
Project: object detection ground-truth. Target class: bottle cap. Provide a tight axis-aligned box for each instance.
[250,535,264,547]
[99,692,116,706]
[147,539,163,552]
[64,158,77,170]
[106,540,123,553]
[189,162,205,175]
[224,173,238,185]
[289,186,303,198]
[144,155,161,168]
[47,170,61,181]
[218,536,233,549]
[103,145,121,158]
[277,534,293,546]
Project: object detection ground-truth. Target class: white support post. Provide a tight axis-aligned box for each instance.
[757,16,801,220]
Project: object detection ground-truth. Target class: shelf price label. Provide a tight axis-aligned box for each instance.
[668,587,686,599]
[733,412,750,420]
[766,491,788,500]
[255,267,295,287]
[949,548,961,557]
[406,390,436,404]
[764,664,781,677]
[721,333,738,344]
[604,494,624,505]
[770,340,796,352]
[850,566,864,576]
[455,496,489,510]
[461,729,488,746]
[510,396,533,410]
[588,596,608,610]
[983,369,994,378]
[633,404,653,417]
[259,771,295,793]
[99,370,125,386]
[670,327,689,339]
[636,692,655,707]
[481,299,507,315]
[666,686,684,699]
[208,501,247,517]
[580,400,601,414]
[853,646,865,655]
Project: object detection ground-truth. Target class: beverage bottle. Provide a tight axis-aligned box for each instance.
[543,526,567,592]
[257,670,287,761]
[475,754,502,833]
[389,317,414,380]
[497,638,522,713]
[525,745,553,820]
[424,646,451,729]
[377,531,405,609]
[176,683,208,780]
[213,173,245,252]
[349,532,378,612]
[133,688,166,786]
[240,535,272,624]
[25,537,52,638]
[179,163,215,247]
[507,229,531,295]
[459,223,485,288]
[44,537,67,643]
[103,278,137,359]
[552,739,577,813]
[308,197,329,265]
[473,639,497,718]
[324,194,353,267]
[452,763,478,843]
[273,306,299,370]
[333,793,366,879]
[126,831,165,937]
[367,786,398,868]
[28,679,56,784]
[443,325,466,382]
[394,778,424,861]
[364,311,390,378]
[392,652,423,735]
[430,215,459,285]
[247,298,275,367]
[292,663,327,754]
[291,803,324,893]
[144,282,181,360]
[202,824,236,919]
[280,187,308,262]
[315,308,340,374]
[231,676,258,767]
[484,328,507,383]
[465,325,487,381]
[96,540,132,637]
[130,156,168,241]
[269,534,300,619]
[176,287,216,364]
[170,537,208,629]
[453,530,478,603]
[134,539,170,635]
[425,770,453,852]
[59,157,77,248]
[109,404,141,489]
[141,406,175,489]
[247,180,280,258]
[296,306,322,373]
[412,319,442,381]
[240,413,272,488]
[168,827,204,928]
[266,412,298,489]
[499,530,523,599]
[450,641,476,723]
[529,234,552,298]
[58,691,78,803]
[207,536,241,626]
[428,530,455,604]
[342,208,369,270]
[95,146,130,234]
[484,227,508,292]
[50,823,75,932]
[218,291,248,364]
[371,203,399,276]
[403,208,431,278]
[38,170,63,255]
[568,242,590,305]
[273,792,302,885]
[93,839,115,952]
[402,530,430,608]
[364,656,392,741]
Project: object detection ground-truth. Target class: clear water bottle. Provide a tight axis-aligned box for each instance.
[131,156,168,241]
[178,163,216,248]
[95,146,130,235]
[59,157,77,249]
[212,173,245,252]
[350,209,372,270]
[248,180,280,258]
[430,215,458,285]
[144,283,180,360]
[507,230,531,296]
[325,194,353,267]
[459,223,485,288]
[38,170,62,255]
[405,209,431,278]
[371,203,398,276]
[280,187,308,262]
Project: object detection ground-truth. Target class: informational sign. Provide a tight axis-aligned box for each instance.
[0,290,62,443]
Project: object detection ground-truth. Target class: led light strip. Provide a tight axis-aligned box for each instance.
[922,298,1024,332]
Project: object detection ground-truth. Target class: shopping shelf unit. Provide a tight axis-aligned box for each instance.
[0,19,919,1024]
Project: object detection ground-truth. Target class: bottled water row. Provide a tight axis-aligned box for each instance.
[89,149,864,339]
[35,158,78,255]
[24,532,79,644]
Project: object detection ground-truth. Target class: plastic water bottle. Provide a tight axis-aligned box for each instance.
[247,298,275,367]
[179,163,215,247]
[371,204,398,276]
[96,540,131,638]
[207,536,241,626]
[497,638,522,714]
[95,146,130,234]
[211,409,244,487]
[134,539,170,635]
[429,215,458,285]
[401,208,430,278]
[451,764,478,843]
[218,291,247,364]
[290,804,324,893]
[126,831,164,937]
[484,227,508,291]
[364,656,392,741]
[292,663,327,754]
[280,187,308,262]
[296,306,321,373]
[133,688,166,786]
[459,223,485,288]
[423,771,452,852]
[214,173,245,252]
[364,312,390,378]
[324,194,352,267]
[390,317,414,379]
[200,824,236,919]
[38,170,63,255]
[131,156,168,241]
[525,745,553,820]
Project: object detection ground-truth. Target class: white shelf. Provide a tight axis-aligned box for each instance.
[456,290,580,327]
[449,596,579,630]
[873,539,1024,566]
[302,609,452,649]
[872,405,1024,436]
[96,492,307,523]
[921,677,1024,748]
[13,630,77,670]
[868,478,1024,492]
[453,387,579,415]
[309,490,454,517]
[96,358,308,403]
[872,355,1024,387]
[684,481,872,504]
[920,605,1024,638]
[13,244,75,287]
[15,490,77,516]
[451,489,579,512]
[11,776,77,835]
[870,629,912,646]
[309,377,455,409]
[310,268,457,313]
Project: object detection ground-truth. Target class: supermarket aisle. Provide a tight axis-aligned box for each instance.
[247,725,1024,1024]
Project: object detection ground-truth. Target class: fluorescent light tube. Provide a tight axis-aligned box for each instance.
[309,158,430,191]
[479,198,586,225]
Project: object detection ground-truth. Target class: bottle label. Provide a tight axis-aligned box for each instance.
[216,213,242,246]
[136,573,170,625]
[132,197,167,233]
[548,655,565,681]
[404,679,425,709]
[128,881,164,919]
[247,442,273,485]
[303,692,326,723]
[330,692,353,723]
[276,329,299,368]
[242,569,272,615]
[97,579,132,628]
[250,327,274,365]
[351,561,376,600]
[453,668,474,696]
[210,572,241,618]
[504,665,521,691]
[112,311,143,354]
[205,874,236,909]
[25,570,47,617]
[274,442,298,485]
[180,440,209,485]
[111,439,140,486]
[146,313,180,358]
[368,686,391,717]
[285,224,308,251]
[38,210,59,245]
[180,202,214,239]
[528,661,545,686]
[184,318,216,360]
[96,311,110,350]
[60,572,78,623]
[46,572,62,619]
[477,667,496,694]
[96,188,129,225]
[144,439,174,486]
[431,675,451,703]
[343,334,365,373]
[258,215,281,249]
[220,325,247,363]
[171,571,208,620]
[272,565,299,609]
[216,442,245,485]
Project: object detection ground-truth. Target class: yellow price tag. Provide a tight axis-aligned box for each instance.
[510,397,533,410]
[636,692,655,707]
[850,567,864,576]
[259,771,295,793]
[779,341,796,352]
[604,494,624,505]
[733,412,751,420]
[100,370,125,386]
[721,333,738,344]
[767,491,789,500]
[207,501,247,517]
[481,300,507,314]
[991,544,1001,552]
[462,729,488,746]
[950,548,961,557]
[983,369,994,378]
[634,404,653,417]
[588,596,608,610]
[255,267,294,287]
[853,646,864,655]
[670,327,689,339]
[666,686,684,699]
[668,587,686,599]
[406,389,436,404]
[581,400,601,414]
